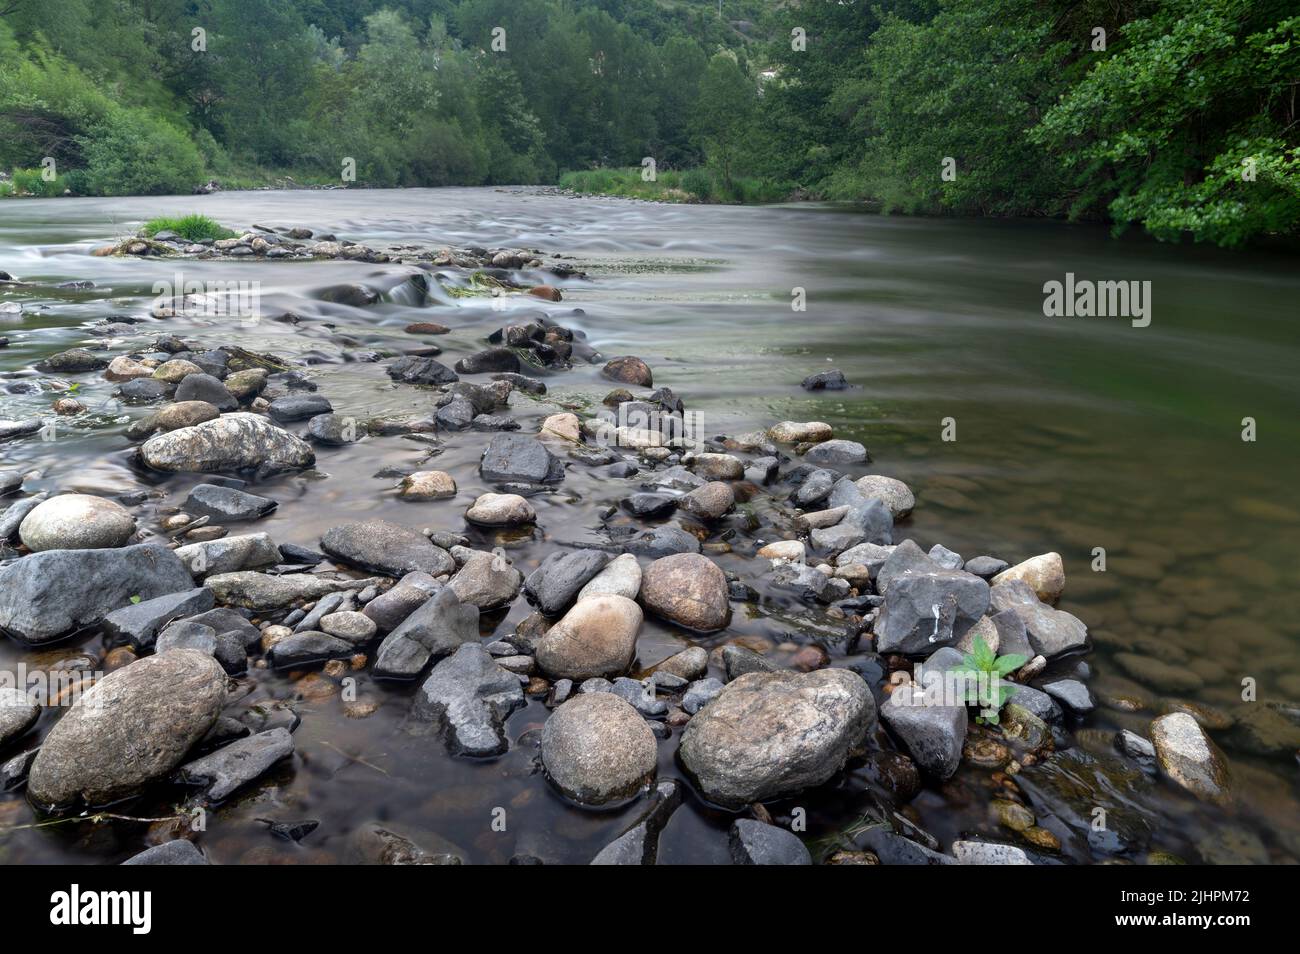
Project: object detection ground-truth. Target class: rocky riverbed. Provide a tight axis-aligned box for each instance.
[0,192,1296,866]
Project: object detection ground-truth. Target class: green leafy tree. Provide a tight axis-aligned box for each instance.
[694,51,757,192]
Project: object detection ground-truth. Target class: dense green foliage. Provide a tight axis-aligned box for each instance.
[0,0,1295,245]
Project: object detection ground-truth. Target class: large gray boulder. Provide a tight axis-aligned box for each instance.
[0,544,193,644]
[28,650,226,809]
[730,819,812,865]
[874,540,989,654]
[139,413,315,473]
[321,519,455,578]
[411,643,525,757]
[678,669,875,807]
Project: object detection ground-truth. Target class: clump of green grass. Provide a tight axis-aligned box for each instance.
[140,214,238,242]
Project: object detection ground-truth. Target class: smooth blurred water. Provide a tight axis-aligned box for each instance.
[0,188,1297,864]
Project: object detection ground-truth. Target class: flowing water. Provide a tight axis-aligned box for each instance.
[0,188,1297,864]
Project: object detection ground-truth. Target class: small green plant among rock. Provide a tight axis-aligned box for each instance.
[957,635,1026,726]
[140,214,237,242]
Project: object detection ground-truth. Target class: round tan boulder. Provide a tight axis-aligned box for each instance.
[465,492,535,526]
[152,358,204,383]
[19,494,136,551]
[640,552,730,632]
[399,470,457,500]
[540,412,581,443]
[155,400,221,432]
[769,421,832,444]
[105,355,155,382]
[27,649,227,809]
[536,595,641,680]
[541,693,657,807]
[992,552,1065,604]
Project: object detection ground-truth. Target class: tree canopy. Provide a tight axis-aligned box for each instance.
[0,0,1295,245]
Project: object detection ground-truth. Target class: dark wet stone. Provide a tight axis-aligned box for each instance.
[321,519,455,577]
[374,587,479,679]
[880,683,968,779]
[175,727,294,800]
[524,549,611,616]
[0,748,39,792]
[174,373,236,412]
[454,347,519,374]
[623,525,700,557]
[279,543,325,565]
[100,587,215,649]
[0,419,42,441]
[184,483,277,521]
[963,555,1010,578]
[267,631,354,668]
[621,493,677,518]
[118,378,171,403]
[268,393,333,422]
[363,572,439,633]
[855,825,955,865]
[387,355,458,386]
[307,413,362,445]
[480,434,564,484]
[122,841,208,865]
[36,348,108,373]
[874,540,990,654]
[730,819,812,865]
[722,644,777,681]
[590,779,682,865]
[1114,729,1157,769]
[318,283,379,306]
[1042,679,1094,714]
[411,643,525,757]
[434,396,475,430]
[493,372,546,395]
[1006,684,1063,724]
[792,468,836,508]
[801,369,847,390]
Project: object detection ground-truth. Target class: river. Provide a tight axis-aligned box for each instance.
[0,187,1297,864]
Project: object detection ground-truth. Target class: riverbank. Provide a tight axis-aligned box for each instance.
[0,189,1296,864]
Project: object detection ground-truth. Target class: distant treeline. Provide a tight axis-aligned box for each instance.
[1,0,1296,246]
